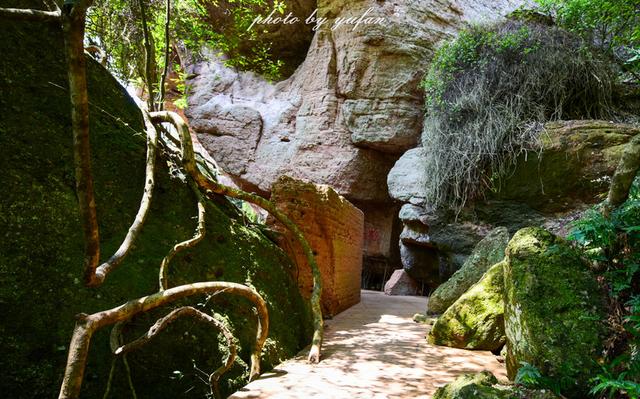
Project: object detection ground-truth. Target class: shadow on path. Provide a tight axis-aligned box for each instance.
[231,290,506,399]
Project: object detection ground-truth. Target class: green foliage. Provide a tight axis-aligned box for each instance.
[590,322,640,399]
[172,0,285,80]
[568,180,640,398]
[86,0,285,99]
[420,19,614,210]
[515,362,576,395]
[171,64,190,109]
[535,0,640,78]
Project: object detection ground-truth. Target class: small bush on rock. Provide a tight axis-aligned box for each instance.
[420,19,615,210]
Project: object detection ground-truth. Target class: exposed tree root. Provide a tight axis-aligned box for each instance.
[93,111,159,285]
[149,111,324,363]
[60,2,102,286]
[605,133,640,216]
[114,306,237,399]
[159,181,207,291]
[59,282,268,399]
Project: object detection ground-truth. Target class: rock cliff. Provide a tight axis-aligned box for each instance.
[185,0,529,283]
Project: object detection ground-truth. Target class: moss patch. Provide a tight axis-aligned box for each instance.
[428,227,509,314]
[428,261,506,351]
[0,4,311,398]
[433,371,559,399]
[503,228,606,397]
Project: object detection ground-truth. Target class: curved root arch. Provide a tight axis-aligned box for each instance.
[149,111,324,363]
[59,282,268,399]
[115,306,237,399]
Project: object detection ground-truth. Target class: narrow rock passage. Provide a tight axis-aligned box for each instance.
[231,290,506,398]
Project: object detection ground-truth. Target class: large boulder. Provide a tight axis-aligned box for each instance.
[428,262,506,351]
[428,227,509,314]
[384,269,420,296]
[503,228,606,395]
[399,242,440,287]
[433,371,558,399]
[0,11,311,399]
[387,147,429,204]
[495,120,640,213]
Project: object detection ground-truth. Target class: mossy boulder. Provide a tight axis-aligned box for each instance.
[0,5,311,398]
[495,120,640,213]
[428,261,505,351]
[428,227,509,314]
[433,371,558,399]
[503,227,606,395]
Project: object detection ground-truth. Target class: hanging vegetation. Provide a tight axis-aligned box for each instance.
[420,18,616,211]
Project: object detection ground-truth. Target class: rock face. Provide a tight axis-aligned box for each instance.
[390,120,640,280]
[503,228,606,395]
[0,15,311,399]
[428,227,509,314]
[270,176,365,316]
[387,148,429,204]
[497,120,640,212]
[186,0,530,280]
[384,269,419,296]
[433,371,558,399]
[428,262,506,351]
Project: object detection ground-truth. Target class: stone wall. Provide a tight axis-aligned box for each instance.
[270,176,365,316]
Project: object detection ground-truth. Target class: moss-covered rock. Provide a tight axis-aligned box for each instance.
[0,3,311,398]
[433,371,558,399]
[495,120,640,213]
[428,261,505,351]
[428,227,509,314]
[503,228,606,396]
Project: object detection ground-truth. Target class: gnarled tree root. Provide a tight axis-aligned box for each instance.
[149,111,324,363]
[58,282,268,399]
[114,306,236,399]
[92,110,159,285]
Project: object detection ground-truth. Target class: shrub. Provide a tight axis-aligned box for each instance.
[420,19,615,211]
[535,0,640,80]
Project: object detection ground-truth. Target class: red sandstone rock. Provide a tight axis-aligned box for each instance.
[384,269,420,296]
[270,176,365,317]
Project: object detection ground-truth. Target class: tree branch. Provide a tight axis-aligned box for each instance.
[59,282,268,399]
[138,0,157,111]
[61,4,101,286]
[157,0,171,111]
[149,111,325,363]
[0,7,60,22]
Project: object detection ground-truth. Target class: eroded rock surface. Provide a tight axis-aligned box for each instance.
[390,120,640,280]
[269,176,364,317]
[186,0,529,279]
